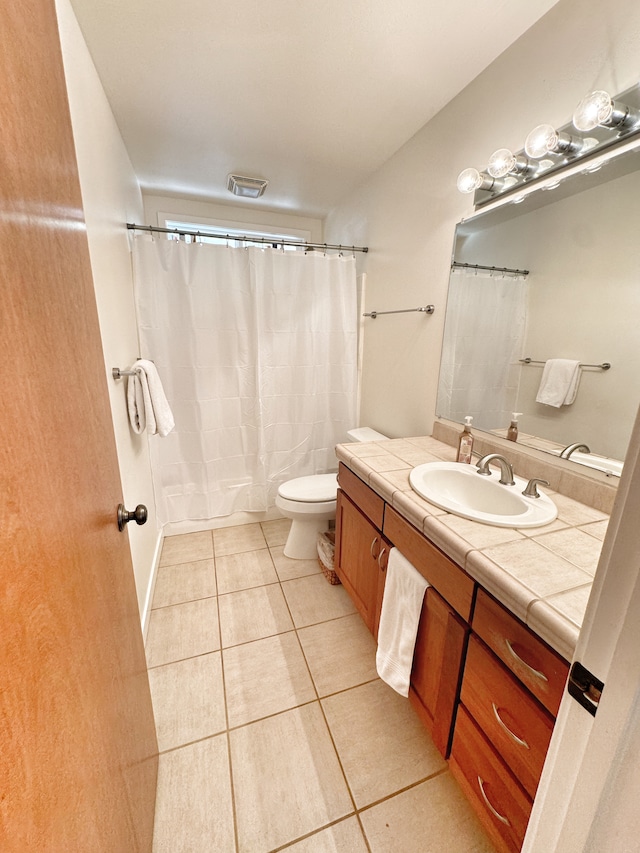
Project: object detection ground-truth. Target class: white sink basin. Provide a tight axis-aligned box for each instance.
[409,462,557,528]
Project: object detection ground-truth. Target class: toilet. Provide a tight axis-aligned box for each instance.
[276,427,389,559]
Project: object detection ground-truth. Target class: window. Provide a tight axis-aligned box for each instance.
[159,212,310,251]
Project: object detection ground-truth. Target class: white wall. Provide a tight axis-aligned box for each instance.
[325,0,640,441]
[55,0,160,623]
[142,193,324,244]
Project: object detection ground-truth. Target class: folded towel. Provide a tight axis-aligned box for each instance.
[535,358,581,407]
[376,548,429,697]
[127,359,175,437]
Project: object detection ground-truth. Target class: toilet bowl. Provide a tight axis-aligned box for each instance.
[276,427,388,559]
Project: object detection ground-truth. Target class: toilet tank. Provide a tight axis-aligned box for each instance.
[347,427,388,442]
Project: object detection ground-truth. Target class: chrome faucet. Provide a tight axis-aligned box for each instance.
[560,442,591,459]
[475,453,515,486]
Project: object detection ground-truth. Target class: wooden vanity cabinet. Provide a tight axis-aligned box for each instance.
[450,590,570,853]
[334,487,388,637]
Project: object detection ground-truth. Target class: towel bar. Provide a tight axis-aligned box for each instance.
[363,305,435,319]
[112,367,137,379]
[519,358,611,370]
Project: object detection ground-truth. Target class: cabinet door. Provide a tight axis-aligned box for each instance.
[409,587,468,757]
[335,490,385,635]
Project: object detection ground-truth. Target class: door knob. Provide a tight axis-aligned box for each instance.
[117,503,148,532]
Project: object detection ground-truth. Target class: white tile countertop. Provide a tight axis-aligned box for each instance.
[335,436,609,661]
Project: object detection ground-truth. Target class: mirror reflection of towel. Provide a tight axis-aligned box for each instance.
[536,359,581,407]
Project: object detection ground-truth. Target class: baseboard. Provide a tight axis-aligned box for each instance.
[141,525,165,645]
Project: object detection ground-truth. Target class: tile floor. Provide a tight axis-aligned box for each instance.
[146,520,497,853]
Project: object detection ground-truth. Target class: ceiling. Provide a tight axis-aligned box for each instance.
[68,0,560,219]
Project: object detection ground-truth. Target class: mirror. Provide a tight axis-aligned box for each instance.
[437,146,640,477]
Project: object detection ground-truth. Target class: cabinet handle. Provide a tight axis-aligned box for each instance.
[477,776,511,826]
[370,536,380,559]
[378,546,388,571]
[491,702,530,749]
[505,638,549,683]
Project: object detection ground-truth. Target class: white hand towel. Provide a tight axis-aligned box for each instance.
[535,359,581,407]
[376,548,429,697]
[126,359,175,437]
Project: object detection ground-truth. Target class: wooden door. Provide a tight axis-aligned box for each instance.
[0,1,158,851]
[409,587,468,756]
[335,490,384,635]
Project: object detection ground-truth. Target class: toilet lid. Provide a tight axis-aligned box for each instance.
[278,474,338,502]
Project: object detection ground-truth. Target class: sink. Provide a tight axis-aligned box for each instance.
[409,462,557,528]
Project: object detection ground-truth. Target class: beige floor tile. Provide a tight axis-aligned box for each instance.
[159,531,213,567]
[282,574,357,627]
[152,734,234,853]
[213,522,267,556]
[152,559,217,609]
[230,704,353,852]
[146,597,220,668]
[271,545,323,582]
[218,584,293,647]
[360,772,497,853]
[216,548,279,594]
[281,817,369,852]
[261,517,291,547]
[224,632,316,727]
[298,613,378,696]
[322,680,446,808]
[148,652,226,752]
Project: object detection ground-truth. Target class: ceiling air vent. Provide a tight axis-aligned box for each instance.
[227,174,269,198]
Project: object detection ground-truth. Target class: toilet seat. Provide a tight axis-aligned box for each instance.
[277,473,338,503]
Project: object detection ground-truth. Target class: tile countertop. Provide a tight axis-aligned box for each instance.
[335,436,610,662]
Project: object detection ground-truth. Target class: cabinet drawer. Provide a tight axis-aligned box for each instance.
[461,635,554,799]
[450,706,531,853]
[337,463,384,529]
[383,506,474,621]
[473,589,569,716]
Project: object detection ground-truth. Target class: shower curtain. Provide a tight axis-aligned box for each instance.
[437,270,529,431]
[132,235,358,524]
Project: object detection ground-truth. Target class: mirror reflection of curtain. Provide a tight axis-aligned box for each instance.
[132,236,357,524]
[437,270,528,432]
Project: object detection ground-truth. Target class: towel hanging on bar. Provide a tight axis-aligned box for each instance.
[126,359,175,436]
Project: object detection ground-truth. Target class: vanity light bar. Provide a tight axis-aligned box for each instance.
[457,82,640,206]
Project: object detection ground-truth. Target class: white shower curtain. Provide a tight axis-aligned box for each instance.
[132,235,358,524]
[437,270,529,431]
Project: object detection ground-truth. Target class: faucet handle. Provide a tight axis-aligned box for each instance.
[522,478,550,498]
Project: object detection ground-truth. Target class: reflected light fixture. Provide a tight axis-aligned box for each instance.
[456,167,502,194]
[524,123,583,158]
[487,148,536,178]
[227,174,269,198]
[572,90,640,132]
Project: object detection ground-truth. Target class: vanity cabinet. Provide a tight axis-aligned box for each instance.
[450,590,569,853]
[334,465,388,637]
[334,461,571,853]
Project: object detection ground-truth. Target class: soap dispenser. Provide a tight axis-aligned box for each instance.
[507,413,522,442]
[457,416,474,463]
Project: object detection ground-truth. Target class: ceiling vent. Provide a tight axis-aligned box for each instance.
[227,174,269,198]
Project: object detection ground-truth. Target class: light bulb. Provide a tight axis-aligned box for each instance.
[525,124,558,158]
[456,168,483,193]
[573,90,614,131]
[487,148,516,178]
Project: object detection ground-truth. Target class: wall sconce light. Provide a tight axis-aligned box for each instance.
[524,123,583,159]
[572,90,640,132]
[456,167,503,194]
[487,148,536,178]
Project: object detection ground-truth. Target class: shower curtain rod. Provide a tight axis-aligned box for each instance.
[451,261,529,277]
[126,223,368,253]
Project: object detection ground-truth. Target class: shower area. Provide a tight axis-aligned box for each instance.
[131,232,361,527]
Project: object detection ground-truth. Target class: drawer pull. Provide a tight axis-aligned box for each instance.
[477,776,511,826]
[505,638,549,683]
[378,546,388,571]
[491,702,530,749]
[370,536,380,559]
